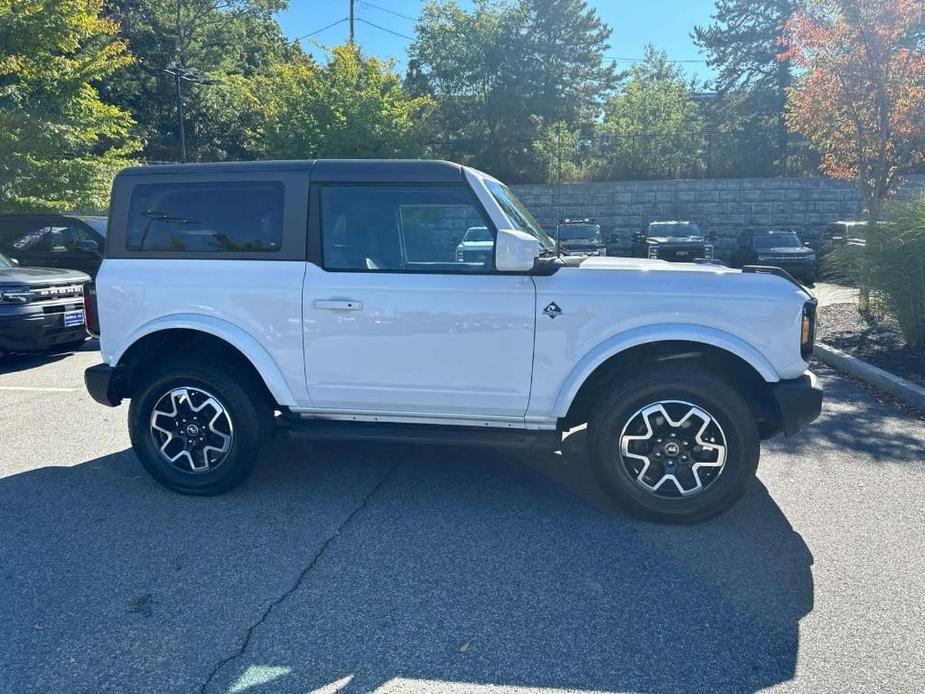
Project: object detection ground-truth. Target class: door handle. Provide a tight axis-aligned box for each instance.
[314,299,363,311]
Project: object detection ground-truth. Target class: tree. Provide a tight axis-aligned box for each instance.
[252,46,434,159]
[693,0,799,176]
[407,0,617,181]
[531,120,588,183]
[597,47,706,180]
[101,0,293,162]
[0,0,138,212]
[780,0,925,218]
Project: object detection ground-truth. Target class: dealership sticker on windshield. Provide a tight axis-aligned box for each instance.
[63,310,85,328]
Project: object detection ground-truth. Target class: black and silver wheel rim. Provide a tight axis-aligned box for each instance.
[150,387,234,474]
[619,400,727,498]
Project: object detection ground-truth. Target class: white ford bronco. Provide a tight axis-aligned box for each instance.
[85,160,822,523]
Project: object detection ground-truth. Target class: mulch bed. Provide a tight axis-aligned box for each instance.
[816,302,925,388]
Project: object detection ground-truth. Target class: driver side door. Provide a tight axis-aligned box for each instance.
[302,183,537,421]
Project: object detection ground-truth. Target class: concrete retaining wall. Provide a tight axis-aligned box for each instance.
[511,174,925,261]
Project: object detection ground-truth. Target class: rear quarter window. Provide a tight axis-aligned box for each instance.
[126,181,284,253]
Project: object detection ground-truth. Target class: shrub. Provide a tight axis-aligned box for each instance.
[827,193,925,348]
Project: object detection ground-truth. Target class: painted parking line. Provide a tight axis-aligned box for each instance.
[0,386,80,392]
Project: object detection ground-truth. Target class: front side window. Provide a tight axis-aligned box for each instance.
[321,185,494,273]
[126,181,284,253]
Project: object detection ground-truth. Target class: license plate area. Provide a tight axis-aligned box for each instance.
[63,309,85,328]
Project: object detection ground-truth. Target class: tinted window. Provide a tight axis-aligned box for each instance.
[558,224,601,241]
[648,223,701,238]
[754,233,801,249]
[11,225,88,253]
[126,182,284,252]
[321,186,493,273]
[484,180,555,251]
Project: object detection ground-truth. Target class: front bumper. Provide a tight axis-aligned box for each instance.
[0,306,87,353]
[85,363,125,407]
[771,371,823,436]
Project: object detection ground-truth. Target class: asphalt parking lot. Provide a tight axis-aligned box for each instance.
[1,344,924,694]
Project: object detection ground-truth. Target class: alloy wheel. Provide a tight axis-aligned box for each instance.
[619,400,727,498]
[149,387,233,473]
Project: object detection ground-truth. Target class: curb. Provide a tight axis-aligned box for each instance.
[814,342,925,413]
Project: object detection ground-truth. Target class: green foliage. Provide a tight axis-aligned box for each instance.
[252,46,435,159]
[408,0,617,181]
[825,195,925,347]
[0,0,138,212]
[597,47,706,180]
[693,0,799,175]
[531,120,589,183]
[101,0,295,162]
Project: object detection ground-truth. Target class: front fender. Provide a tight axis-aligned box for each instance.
[552,324,779,419]
[112,313,299,407]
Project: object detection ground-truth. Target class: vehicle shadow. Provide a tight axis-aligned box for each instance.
[0,437,813,694]
[764,364,925,464]
[0,339,98,375]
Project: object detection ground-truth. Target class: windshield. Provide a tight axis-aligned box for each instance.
[648,223,701,238]
[755,233,801,249]
[559,224,601,241]
[484,180,556,251]
[0,252,13,269]
[463,226,492,243]
[83,218,108,236]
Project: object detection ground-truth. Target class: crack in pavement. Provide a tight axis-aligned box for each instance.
[199,461,400,694]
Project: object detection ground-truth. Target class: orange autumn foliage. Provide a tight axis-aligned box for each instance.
[779,0,925,213]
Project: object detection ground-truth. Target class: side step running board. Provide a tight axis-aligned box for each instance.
[278,418,562,450]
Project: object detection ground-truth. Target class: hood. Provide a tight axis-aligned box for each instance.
[0,266,91,287]
[579,256,737,275]
[756,247,813,256]
[648,236,705,245]
[562,238,605,247]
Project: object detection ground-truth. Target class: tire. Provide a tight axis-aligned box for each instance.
[588,365,760,523]
[128,359,272,495]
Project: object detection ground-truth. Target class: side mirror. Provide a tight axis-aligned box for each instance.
[495,228,540,272]
[9,257,19,266]
[632,231,644,242]
[804,241,812,248]
[76,239,100,255]
[706,232,717,241]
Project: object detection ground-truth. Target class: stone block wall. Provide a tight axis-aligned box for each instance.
[511,174,925,261]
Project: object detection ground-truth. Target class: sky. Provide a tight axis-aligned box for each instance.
[277,0,719,84]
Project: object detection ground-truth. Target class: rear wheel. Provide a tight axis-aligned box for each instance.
[589,366,760,523]
[128,360,272,495]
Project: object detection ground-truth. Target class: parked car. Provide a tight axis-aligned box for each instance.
[85,159,821,523]
[824,220,869,247]
[734,229,817,285]
[556,218,606,256]
[0,214,106,277]
[632,221,715,262]
[455,225,494,265]
[0,252,90,354]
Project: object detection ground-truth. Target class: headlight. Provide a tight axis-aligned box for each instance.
[801,301,817,359]
[0,287,32,304]
[805,254,816,261]
[758,255,769,262]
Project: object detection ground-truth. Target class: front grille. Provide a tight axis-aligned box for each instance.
[42,300,83,315]
[29,284,85,302]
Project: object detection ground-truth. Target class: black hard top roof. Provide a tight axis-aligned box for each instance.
[116,159,467,183]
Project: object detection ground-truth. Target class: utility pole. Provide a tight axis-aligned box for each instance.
[164,63,220,164]
[349,0,355,43]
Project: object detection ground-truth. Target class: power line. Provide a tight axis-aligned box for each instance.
[359,1,416,22]
[294,17,349,42]
[355,17,415,40]
[606,56,708,64]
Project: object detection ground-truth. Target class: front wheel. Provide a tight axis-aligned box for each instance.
[128,360,272,495]
[589,366,760,523]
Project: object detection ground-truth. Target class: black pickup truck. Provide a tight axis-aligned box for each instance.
[0,252,90,354]
[734,229,817,285]
[632,221,715,262]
